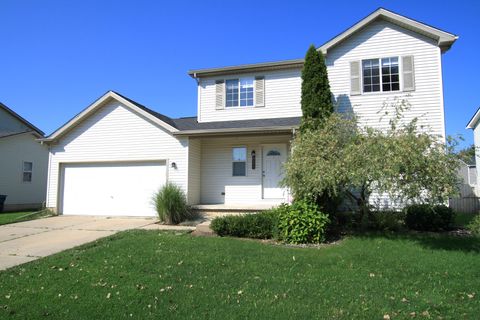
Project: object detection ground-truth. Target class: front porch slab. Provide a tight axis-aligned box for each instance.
[192,202,282,212]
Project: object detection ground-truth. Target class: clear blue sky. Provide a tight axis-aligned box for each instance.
[1,0,478,148]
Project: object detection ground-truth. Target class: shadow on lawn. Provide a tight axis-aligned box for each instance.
[354,232,480,254]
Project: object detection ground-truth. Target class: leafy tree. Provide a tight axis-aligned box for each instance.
[456,144,476,165]
[284,98,460,220]
[300,45,334,131]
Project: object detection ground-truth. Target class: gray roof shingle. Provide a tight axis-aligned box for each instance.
[172,116,300,131]
[112,91,300,133]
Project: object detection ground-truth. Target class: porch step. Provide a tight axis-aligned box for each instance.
[191,203,280,215]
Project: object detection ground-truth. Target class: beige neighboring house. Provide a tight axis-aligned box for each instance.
[41,8,457,216]
[0,103,48,211]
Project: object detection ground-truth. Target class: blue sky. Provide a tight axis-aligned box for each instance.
[1,0,478,148]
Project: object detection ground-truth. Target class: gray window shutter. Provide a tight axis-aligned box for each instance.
[350,61,361,95]
[254,76,265,107]
[215,80,225,110]
[402,56,415,92]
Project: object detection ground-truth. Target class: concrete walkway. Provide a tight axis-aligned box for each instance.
[0,216,194,271]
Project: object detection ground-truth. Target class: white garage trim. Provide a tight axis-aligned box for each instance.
[58,160,167,217]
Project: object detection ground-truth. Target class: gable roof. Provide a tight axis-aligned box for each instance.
[42,90,300,141]
[0,102,44,137]
[466,107,480,129]
[41,91,178,143]
[188,7,458,78]
[319,7,458,54]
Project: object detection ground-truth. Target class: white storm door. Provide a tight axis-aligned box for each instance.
[262,144,287,199]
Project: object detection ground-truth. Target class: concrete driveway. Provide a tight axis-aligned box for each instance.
[0,216,157,271]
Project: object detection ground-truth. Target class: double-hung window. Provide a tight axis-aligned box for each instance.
[362,57,399,93]
[225,78,254,107]
[23,161,33,182]
[232,147,247,176]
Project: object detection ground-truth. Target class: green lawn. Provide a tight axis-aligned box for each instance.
[0,210,54,226]
[0,231,479,319]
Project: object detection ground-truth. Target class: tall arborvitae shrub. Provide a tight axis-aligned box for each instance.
[300,45,334,131]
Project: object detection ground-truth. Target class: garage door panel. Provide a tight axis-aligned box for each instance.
[61,162,166,216]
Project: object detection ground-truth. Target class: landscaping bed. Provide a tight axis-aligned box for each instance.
[0,230,478,319]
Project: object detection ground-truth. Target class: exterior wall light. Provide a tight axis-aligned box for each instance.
[251,150,256,170]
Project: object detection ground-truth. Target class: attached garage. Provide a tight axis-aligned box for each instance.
[42,92,189,216]
[60,161,166,216]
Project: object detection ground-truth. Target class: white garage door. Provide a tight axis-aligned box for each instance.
[61,162,166,216]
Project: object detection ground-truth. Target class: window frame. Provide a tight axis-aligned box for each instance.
[361,56,401,94]
[224,77,255,108]
[22,161,33,183]
[232,146,247,177]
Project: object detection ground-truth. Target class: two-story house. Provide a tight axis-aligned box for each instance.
[41,8,457,216]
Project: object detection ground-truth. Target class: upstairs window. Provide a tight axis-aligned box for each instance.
[362,57,400,93]
[225,78,254,107]
[23,161,33,182]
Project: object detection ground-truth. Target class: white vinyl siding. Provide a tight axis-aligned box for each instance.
[0,133,48,209]
[46,101,188,211]
[200,135,290,204]
[187,138,201,205]
[327,19,445,139]
[198,69,302,123]
[474,124,480,190]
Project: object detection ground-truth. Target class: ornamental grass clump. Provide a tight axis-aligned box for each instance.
[152,183,190,224]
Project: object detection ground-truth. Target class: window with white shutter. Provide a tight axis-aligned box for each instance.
[350,61,361,95]
[254,76,265,107]
[215,80,225,110]
[402,56,415,92]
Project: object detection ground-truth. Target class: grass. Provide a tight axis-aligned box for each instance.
[0,210,52,226]
[0,231,479,319]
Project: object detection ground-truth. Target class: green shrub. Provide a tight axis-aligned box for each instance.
[368,210,405,232]
[404,204,455,231]
[152,183,190,224]
[210,211,278,239]
[467,215,480,236]
[277,200,330,244]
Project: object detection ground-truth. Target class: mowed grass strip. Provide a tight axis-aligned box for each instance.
[0,211,43,226]
[0,230,479,319]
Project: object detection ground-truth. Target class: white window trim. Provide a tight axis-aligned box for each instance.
[224,77,255,108]
[361,56,402,95]
[22,161,33,183]
[232,146,247,177]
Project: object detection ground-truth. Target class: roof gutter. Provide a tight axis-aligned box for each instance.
[188,59,304,78]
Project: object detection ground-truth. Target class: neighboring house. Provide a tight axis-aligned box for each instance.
[41,8,457,216]
[466,107,480,194]
[456,159,477,195]
[0,103,48,211]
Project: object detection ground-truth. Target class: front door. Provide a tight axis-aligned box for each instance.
[262,144,287,199]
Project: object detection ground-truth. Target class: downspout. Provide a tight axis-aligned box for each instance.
[194,73,202,123]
